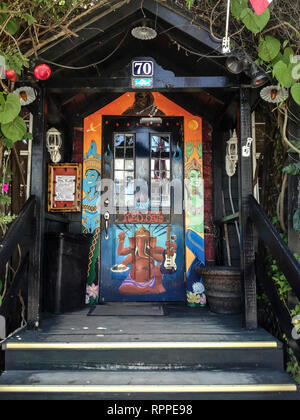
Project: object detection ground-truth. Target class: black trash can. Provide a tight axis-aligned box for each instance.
[44,232,92,314]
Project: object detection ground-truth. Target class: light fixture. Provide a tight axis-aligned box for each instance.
[13,86,36,105]
[249,65,268,87]
[5,68,17,82]
[34,63,51,80]
[260,85,289,103]
[46,127,62,163]
[140,117,162,125]
[225,130,238,177]
[225,56,250,74]
[131,20,157,40]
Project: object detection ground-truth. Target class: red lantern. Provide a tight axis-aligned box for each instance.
[34,64,51,80]
[5,68,17,82]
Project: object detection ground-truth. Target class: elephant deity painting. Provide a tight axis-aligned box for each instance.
[111,225,177,296]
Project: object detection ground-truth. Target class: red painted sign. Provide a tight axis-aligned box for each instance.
[115,211,170,224]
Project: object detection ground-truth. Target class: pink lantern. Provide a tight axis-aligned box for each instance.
[34,64,51,80]
[5,68,17,82]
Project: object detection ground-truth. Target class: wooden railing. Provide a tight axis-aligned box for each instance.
[0,196,36,340]
[249,195,300,362]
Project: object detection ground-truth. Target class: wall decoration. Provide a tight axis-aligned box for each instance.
[111,225,177,296]
[83,92,205,305]
[48,163,81,212]
[184,134,206,307]
[82,140,101,304]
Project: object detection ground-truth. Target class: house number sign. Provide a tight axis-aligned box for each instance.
[132,60,154,77]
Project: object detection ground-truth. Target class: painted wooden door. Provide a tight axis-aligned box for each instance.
[99,116,185,302]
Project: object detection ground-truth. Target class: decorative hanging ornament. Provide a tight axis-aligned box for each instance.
[5,68,18,82]
[260,85,289,103]
[13,86,36,106]
[34,63,51,80]
[131,25,157,40]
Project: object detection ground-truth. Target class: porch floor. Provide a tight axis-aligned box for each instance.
[9,303,277,344]
[1,303,300,400]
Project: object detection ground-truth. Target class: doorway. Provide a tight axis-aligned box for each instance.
[99,116,185,302]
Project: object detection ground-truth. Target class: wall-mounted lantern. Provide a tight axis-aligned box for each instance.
[46,127,62,163]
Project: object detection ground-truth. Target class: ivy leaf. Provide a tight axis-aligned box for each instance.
[291,83,300,106]
[282,47,294,65]
[6,18,18,36]
[258,36,281,62]
[0,93,21,124]
[240,8,270,34]
[273,60,293,88]
[231,0,248,19]
[1,115,27,142]
[23,13,36,25]
[283,163,300,175]
[293,208,300,233]
[272,52,284,66]
[2,137,14,149]
[185,0,194,9]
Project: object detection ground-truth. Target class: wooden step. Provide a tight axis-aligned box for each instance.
[0,369,298,400]
[3,339,283,371]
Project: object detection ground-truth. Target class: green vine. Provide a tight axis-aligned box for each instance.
[266,252,300,384]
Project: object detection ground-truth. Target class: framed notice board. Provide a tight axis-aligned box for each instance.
[48,163,82,212]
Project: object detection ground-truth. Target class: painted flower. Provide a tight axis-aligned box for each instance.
[187,291,200,304]
[199,294,207,306]
[192,281,205,295]
[86,283,99,299]
[2,184,9,192]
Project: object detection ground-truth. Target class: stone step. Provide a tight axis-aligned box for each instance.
[3,339,283,371]
[0,369,298,400]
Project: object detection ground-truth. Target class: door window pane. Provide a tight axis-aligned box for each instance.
[150,134,171,208]
[113,133,135,210]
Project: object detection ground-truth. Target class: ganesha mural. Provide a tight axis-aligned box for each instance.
[111,225,177,296]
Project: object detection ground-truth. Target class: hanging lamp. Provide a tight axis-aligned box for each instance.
[131,19,157,40]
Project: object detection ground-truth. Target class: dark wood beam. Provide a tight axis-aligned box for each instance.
[27,87,47,328]
[38,0,222,64]
[39,0,139,62]
[144,0,221,52]
[45,76,237,92]
[238,88,257,329]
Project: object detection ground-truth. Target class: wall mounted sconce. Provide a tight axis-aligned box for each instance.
[46,127,62,163]
[225,129,238,177]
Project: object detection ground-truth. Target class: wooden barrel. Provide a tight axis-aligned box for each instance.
[196,266,242,314]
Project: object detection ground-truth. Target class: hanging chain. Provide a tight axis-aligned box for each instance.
[222,0,231,54]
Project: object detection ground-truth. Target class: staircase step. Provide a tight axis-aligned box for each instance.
[0,369,298,400]
[3,339,283,371]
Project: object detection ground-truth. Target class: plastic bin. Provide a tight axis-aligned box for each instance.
[44,232,92,314]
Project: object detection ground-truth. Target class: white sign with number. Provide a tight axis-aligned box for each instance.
[132,61,154,77]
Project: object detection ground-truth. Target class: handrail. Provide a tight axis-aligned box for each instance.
[249,195,300,299]
[0,196,36,339]
[249,195,300,362]
[0,195,36,273]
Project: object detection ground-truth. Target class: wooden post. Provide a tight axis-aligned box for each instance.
[27,87,46,328]
[238,88,257,329]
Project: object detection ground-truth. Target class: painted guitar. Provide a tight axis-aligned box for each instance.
[160,225,177,275]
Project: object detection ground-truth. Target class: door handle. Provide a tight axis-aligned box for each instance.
[104,211,110,240]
